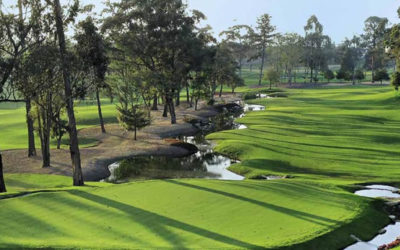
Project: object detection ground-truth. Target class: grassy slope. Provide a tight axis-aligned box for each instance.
[209,86,400,184]
[0,175,388,250]
[0,86,399,249]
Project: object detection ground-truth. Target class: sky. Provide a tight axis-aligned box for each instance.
[2,0,399,44]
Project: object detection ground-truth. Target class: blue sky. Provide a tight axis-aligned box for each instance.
[2,0,399,44]
[186,0,399,43]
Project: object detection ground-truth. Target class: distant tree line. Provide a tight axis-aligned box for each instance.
[220,13,396,85]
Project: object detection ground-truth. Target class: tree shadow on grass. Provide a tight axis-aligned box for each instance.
[71,190,263,249]
[165,180,339,227]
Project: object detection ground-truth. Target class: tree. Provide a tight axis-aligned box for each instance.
[385,7,400,91]
[392,71,400,91]
[22,44,64,168]
[0,0,40,157]
[355,69,365,83]
[103,0,204,125]
[303,15,330,83]
[51,0,84,186]
[250,14,276,86]
[338,36,363,84]
[220,25,251,77]
[264,69,280,89]
[277,33,303,84]
[75,17,109,133]
[117,105,150,141]
[373,69,390,84]
[324,69,335,82]
[0,154,5,193]
[362,16,389,82]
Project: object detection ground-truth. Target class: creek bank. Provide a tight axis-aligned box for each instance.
[102,102,248,182]
[345,185,400,250]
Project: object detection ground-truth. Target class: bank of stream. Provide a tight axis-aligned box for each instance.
[103,101,266,183]
[346,185,400,250]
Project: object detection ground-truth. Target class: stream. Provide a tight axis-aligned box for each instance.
[103,100,264,183]
[345,185,400,250]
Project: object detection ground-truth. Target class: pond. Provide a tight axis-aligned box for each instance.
[103,102,263,183]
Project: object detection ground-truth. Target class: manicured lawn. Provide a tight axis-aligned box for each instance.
[209,85,400,184]
[1,85,399,249]
[0,100,118,150]
[0,175,388,249]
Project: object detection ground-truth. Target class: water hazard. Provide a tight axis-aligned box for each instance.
[104,102,264,183]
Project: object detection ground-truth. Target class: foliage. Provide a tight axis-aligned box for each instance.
[392,71,400,91]
[264,69,280,89]
[324,70,335,82]
[117,104,150,140]
[373,69,390,83]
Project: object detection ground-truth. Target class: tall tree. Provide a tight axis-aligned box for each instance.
[276,33,303,84]
[250,14,276,86]
[103,0,203,124]
[338,36,363,84]
[220,25,251,77]
[303,15,330,83]
[51,0,84,186]
[362,16,389,82]
[75,17,109,133]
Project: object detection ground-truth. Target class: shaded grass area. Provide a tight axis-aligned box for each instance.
[0,178,387,249]
[208,86,400,184]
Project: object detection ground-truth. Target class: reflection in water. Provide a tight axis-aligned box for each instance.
[244,104,265,111]
[345,185,400,250]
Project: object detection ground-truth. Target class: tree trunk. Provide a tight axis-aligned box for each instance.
[26,98,36,157]
[57,136,62,150]
[195,98,199,111]
[134,126,137,141]
[371,53,375,83]
[96,88,106,133]
[175,89,180,106]
[310,67,314,83]
[167,92,176,124]
[186,81,190,106]
[163,102,168,117]
[219,84,223,97]
[232,87,235,94]
[53,0,84,186]
[0,154,6,193]
[288,68,292,86]
[151,94,158,110]
[258,47,266,86]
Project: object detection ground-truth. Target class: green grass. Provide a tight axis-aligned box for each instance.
[0,99,118,150]
[209,85,400,184]
[0,176,389,249]
[1,85,400,249]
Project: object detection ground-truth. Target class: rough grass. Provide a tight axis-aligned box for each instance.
[0,175,388,250]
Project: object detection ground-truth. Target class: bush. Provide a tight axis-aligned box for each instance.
[391,71,400,91]
[336,69,350,81]
[374,69,390,83]
[324,70,335,82]
[355,69,365,82]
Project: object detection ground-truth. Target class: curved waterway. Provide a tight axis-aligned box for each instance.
[345,185,400,250]
[103,101,263,183]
